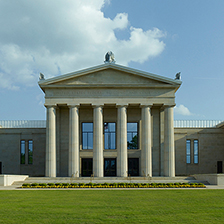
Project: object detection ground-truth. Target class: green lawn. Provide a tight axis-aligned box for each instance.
[0,190,223,223]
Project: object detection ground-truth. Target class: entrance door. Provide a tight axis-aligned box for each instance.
[217,161,223,173]
[82,158,93,177]
[104,158,116,176]
[0,162,2,174]
[128,158,139,176]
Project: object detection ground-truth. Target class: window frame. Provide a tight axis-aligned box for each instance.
[193,139,199,164]
[28,140,33,164]
[186,139,191,164]
[20,140,26,165]
[82,122,93,150]
[127,122,139,150]
[104,122,116,150]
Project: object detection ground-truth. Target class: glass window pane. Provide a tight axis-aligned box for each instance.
[82,123,93,132]
[194,140,199,164]
[127,123,137,132]
[82,123,93,149]
[82,133,88,149]
[104,123,116,149]
[186,140,191,164]
[28,140,33,164]
[20,140,25,164]
[88,133,93,149]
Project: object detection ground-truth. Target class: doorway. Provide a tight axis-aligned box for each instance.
[0,162,2,174]
[104,158,116,176]
[128,158,139,176]
[217,161,223,173]
[81,158,93,177]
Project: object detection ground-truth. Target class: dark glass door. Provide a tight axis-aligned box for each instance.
[104,158,116,176]
[82,158,93,177]
[217,161,223,173]
[0,162,2,174]
[128,158,139,176]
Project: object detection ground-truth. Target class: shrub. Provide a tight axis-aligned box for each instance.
[22,183,31,187]
[39,183,47,187]
[31,183,39,187]
[48,183,55,187]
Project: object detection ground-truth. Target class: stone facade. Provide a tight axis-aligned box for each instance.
[0,62,223,177]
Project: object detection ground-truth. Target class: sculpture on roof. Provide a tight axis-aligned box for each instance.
[175,72,181,80]
[39,73,45,80]
[104,51,115,63]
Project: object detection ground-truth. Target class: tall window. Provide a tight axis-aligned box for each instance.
[194,140,199,164]
[82,123,93,149]
[127,123,138,149]
[186,140,191,164]
[104,123,116,149]
[20,140,26,164]
[28,140,33,164]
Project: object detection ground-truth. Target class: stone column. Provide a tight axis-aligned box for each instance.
[93,105,104,177]
[141,105,152,177]
[45,105,56,177]
[68,105,79,177]
[117,105,128,177]
[164,106,175,177]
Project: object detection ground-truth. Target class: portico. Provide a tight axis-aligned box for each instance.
[39,61,181,178]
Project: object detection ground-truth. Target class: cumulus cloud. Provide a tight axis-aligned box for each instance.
[0,0,166,89]
[174,105,193,116]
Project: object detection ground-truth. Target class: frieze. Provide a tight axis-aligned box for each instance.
[45,88,174,98]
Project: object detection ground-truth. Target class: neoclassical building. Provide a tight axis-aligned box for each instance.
[38,59,181,178]
[0,56,223,178]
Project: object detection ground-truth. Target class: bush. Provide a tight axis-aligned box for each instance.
[48,183,55,187]
[31,183,39,187]
[22,183,31,187]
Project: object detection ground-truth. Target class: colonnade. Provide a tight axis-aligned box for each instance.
[45,104,175,178]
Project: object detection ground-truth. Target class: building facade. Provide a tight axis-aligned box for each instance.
[0,62,223,177]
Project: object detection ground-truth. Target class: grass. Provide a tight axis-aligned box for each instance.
[0,190,224,223]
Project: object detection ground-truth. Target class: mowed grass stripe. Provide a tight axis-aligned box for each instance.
[0,190,223,223]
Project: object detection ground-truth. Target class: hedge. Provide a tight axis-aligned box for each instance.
[21,182,206,188]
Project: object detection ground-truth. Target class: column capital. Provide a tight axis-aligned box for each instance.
[92,104,104,108]
[44,104,57,108]
[116,104,128,108]
[140,104,153,108]
[163,104,176,108]
[67,104,80,108]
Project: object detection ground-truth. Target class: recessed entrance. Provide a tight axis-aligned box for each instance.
[81,158,93,177]
[128,158,139,176]
[0,162,2,174]
[104,158,116,176]
[217,161,223,173]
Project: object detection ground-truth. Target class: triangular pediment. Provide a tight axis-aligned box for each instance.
[54,69,167,86]
[39,63,182,89]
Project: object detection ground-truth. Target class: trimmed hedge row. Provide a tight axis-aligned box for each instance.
[21,182,206,188]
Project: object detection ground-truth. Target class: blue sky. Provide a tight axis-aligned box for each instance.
[0,0,223,121]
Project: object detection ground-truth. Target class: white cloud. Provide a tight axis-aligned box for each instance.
[174,105,193,116]
[0,0,166,89]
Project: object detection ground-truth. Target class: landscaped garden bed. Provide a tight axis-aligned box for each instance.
[21,182,206,188]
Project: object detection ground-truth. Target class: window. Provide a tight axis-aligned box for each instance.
[20,140,26,164]
[82,123,93,149]
[28,140,33,164]
[193,140,199,164]
[127,123,138,149]
[186,140,191,164]
[104,122,116,149]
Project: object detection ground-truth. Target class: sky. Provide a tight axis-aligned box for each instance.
[0,0,223,121]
